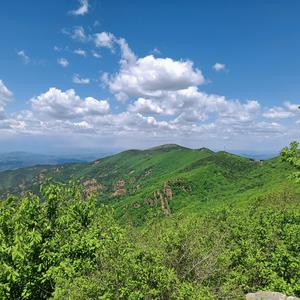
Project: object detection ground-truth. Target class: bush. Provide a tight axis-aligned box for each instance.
[0,182,299,299]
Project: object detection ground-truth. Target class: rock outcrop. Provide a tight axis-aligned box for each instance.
[142,179,192,215]
[112,179,126,196]
[164,182,173,200]
[246,291,300,300]
[154,190,171,216]
[82,178,104,194]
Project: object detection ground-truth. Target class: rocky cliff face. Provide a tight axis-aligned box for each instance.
[112,179,126,196]
[137,179,192,215]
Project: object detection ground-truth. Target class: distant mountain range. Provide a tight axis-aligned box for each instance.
[0,151,113,172]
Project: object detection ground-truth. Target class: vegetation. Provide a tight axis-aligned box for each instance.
[0,145,296,224]
[281,141,300,182]
[0,182,299,299]
[0,144,299,299]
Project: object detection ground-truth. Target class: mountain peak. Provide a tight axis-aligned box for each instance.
[147,144,189,151]
[197,147,214,153]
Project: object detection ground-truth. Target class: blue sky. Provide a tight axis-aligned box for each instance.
[0,0,300,154]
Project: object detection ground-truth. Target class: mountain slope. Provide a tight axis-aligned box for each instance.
[0,145,212,195]
[0,145,297,224]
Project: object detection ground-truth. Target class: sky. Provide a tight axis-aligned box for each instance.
[0,0,300,154]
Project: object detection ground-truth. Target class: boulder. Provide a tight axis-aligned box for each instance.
[246,291,300,300]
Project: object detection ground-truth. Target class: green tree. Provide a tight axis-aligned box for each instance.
[0,182,207,299]
[0,182,126,299]
[281,141,300,182]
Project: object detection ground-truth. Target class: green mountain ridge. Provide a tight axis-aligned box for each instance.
[0,144,297,225]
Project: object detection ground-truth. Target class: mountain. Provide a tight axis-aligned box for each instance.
[0,144,297,224]
[1,144,300,299]
[0,151,112,172]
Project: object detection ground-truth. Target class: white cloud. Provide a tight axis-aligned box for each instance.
[72,74,90,84]
[17,50,30,64]
[217,99,260,123]
[1,32,296,151]
[284,101,300,112]
[74,48,87,56]
[213,63,226,72]
[263,102,299,119]
[0,80,13,118]
[31,87,109,120]
[104,55,205,100]
[0,80,13,105]
[117,37,137,65]
[94,32,115,49]
[263,107,295,119]
[57,58,69,67]
[69,0,89,16]
[129,98,163,114]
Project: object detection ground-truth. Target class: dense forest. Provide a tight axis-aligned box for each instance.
[0,143,299,299]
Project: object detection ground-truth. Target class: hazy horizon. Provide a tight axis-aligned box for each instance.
[0,143,279,161]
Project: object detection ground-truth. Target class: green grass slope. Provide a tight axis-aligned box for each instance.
[0,144,298,225]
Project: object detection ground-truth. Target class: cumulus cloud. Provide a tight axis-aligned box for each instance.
[1,31,295,151]
[263,107,295,119]
[17,50,30,64]
[57,58,69,67]
[263,102,299,119]
[31,87,109,120]
[104,55,205,101]
[97,35,264,135]
[133,88,261,126]
[128,98,163,114]
[213,63,226,72]
[284,101,300,112]
[72,74,90,84]
[69,0,89,16]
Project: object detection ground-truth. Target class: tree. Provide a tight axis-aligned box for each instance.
[0,182,204,299]
[281,141,300,182]
[0,182,125,299]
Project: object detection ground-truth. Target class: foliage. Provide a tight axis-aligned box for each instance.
[0,182,124,299]
[0,144,299,299]
[0,182,208,299]
[141,191,300,299]
[281,141,300,182]
[0,181,299,299]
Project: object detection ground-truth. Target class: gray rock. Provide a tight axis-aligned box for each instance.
[246,291,300,300]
